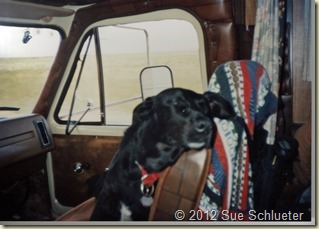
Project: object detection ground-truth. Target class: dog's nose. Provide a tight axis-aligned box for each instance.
[195,118,211,133]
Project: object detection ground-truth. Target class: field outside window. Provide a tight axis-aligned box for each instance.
[0,26,61,117]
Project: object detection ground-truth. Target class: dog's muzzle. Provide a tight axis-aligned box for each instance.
[187,116,212,149]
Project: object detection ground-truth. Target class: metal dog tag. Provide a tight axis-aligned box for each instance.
[140,195,153,207]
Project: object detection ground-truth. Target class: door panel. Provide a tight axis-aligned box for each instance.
[51,134,121,207]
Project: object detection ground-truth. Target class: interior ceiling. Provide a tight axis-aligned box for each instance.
[15,0,103,6]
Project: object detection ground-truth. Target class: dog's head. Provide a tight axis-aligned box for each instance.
[132,88,235,172]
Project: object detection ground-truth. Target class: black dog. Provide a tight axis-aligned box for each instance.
[90,88,235,221]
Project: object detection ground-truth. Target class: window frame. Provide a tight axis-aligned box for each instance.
[54,30,104,127]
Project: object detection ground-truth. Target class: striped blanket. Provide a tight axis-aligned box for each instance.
[199,60,277,220]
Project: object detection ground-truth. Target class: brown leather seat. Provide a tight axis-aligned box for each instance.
[56,149,211,221]
[56,197,96,221]
[149,149,211,220]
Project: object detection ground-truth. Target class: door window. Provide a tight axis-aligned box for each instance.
[57,19,203,127]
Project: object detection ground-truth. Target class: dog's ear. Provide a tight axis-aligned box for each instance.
[132,97,154,123]
[203,91,236,119]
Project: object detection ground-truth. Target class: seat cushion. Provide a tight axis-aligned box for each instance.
[56,197,96,221]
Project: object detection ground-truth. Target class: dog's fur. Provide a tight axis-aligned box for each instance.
[90,88,235,221]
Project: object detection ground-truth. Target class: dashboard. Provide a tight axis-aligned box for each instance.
[0,114,55,187]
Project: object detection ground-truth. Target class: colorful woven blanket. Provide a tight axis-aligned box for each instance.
[198,60,277,220]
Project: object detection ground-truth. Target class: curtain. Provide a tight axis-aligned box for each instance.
[251,0,281,144]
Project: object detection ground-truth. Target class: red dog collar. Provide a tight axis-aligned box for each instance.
[135,161,161,186]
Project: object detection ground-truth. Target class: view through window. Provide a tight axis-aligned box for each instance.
[0,26,61,117]
[58,19,203,126]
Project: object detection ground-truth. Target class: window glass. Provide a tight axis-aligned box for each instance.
[99,25,148,125]
[0,26,61,117]
[58,19,202,126]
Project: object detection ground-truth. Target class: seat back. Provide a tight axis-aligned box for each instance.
[149,149,211,220]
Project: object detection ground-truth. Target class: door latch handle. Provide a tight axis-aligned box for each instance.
[73,162,90,174]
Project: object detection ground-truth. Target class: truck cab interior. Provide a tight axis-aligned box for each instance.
[0,0,314,225]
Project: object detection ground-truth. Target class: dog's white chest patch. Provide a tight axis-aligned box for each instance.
[120,202,132,221]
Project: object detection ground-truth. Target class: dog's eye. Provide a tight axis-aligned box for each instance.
[181,107,189,113]
[178,105,190,114]
[173,101,190,114]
